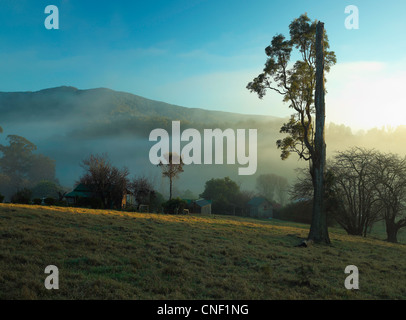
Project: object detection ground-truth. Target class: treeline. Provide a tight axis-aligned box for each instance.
[290,147,406,243]
[74,153,289,217]
[0,128,290,217]
[197,174,288,216]
[0,129,64,204]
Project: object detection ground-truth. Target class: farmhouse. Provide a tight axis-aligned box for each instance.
[247,197,273,218]
[194,198,212,214]
[184,198,212,214]
[64,184,94,206]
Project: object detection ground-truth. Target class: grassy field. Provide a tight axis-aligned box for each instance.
[1,203,406,300]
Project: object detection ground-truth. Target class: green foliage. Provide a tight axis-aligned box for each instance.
[76,196,103,209]
[0,135,36,185]
[31,180,62,199]
[0,134,56,200]
[277,115,312,160]
[44,197,56,206]
[150,192,165,213]
[274,200,313,224]
[10,188,32,204]
[247,13,336,161]
[274,200,336,227]
[200,177,241,215]
[55,199,68,207]
[162,198,187,214]
[0,193,4,203]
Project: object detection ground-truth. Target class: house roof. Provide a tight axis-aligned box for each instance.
[65,183,131,199]
[65,183,94,198]
[247,197,270,207]
[195,198,212,207]
[65,191,91,198]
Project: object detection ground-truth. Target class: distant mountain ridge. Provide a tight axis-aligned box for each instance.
[0,86,282,126]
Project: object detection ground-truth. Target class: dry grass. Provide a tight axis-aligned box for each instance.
[1,203,406,300]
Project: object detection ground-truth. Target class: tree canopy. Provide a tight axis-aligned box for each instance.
[200,176,241,215]
[0,134,57,199]
[247,14,336,161]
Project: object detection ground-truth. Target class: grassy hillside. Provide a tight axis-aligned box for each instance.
[1,203,406,300]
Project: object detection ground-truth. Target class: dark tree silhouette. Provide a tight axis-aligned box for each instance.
[129,175,155,207]
[373,152,406,243]
[78,153,129,209]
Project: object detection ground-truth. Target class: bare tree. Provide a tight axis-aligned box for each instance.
[129,175,155,207]
[79,153,129,209]
[291,148,385,237]
[372,152,406,243]
[330,148,381,236]
[290,167,314,201]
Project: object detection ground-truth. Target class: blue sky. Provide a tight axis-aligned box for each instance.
[1,0,405,130]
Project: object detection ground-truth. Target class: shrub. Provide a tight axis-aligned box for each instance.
[32,198,42,205]
[76,196,103,209]
[11,188,32,204]
[44,197,56,206]
[274,200,335,226]
[55,200,67,207]
[0,193,4,203]
[162,198,187,214]
[150,192,165,213]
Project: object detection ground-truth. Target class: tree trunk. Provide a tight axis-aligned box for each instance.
[308,21,330,244]
[169,176,173,200]
[386,220,399,243]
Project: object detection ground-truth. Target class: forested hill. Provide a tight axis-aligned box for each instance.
[0,86,283,139]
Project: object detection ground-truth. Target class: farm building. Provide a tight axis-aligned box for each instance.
[64,184,94,206]
[247,197,273,218]
[184,198,212,214]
